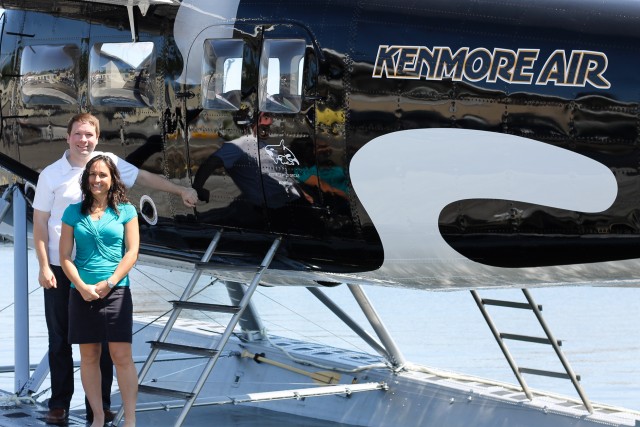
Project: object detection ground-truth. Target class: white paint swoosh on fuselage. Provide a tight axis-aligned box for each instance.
[349,129,623,289]
[174,0,240,84]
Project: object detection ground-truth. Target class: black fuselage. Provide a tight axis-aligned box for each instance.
[1,0,639,280]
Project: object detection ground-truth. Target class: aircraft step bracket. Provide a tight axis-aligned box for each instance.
[227,381,389,403]
[470,289,593,414]
[134,382,388,413]
[113,231,283,427]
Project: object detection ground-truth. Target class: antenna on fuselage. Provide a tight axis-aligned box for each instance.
[125,0,153,42]
[126,3,139,42]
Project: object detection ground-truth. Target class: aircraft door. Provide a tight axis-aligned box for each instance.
[255,28,321,237]
[185,25,266,230]
[186,24,322,237]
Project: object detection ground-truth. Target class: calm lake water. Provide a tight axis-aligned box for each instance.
[1,240,639,413]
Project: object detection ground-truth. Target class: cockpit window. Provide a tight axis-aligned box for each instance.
[201,39,244,110]
[259,39,305,114]
[89,42,156,108]
[20,44,80,105]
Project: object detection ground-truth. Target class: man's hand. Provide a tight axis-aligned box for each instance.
[134,169,200,208]
[180,187,199,207]
[39,266,57,289]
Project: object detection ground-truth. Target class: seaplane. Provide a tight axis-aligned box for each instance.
[0,0,639,425]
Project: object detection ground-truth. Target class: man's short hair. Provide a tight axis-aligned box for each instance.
[67,113,100,137]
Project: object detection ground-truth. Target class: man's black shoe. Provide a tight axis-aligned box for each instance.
[44,408,69,425]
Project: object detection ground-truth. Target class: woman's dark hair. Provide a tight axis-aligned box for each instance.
[80,155,129,216]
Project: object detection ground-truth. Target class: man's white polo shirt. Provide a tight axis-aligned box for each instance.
[32,150,139,266]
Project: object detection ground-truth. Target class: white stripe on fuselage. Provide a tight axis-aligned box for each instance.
[174,0,241,84]
[349,129,620,288]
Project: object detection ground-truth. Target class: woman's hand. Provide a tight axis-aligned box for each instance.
[94,280,110,299]
[78,285,100,302]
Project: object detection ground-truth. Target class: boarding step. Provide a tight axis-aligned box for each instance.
[148,341,219,357]
[138,384,194,400]
[170,300,240,314]
[500,332,562,346]
[481,298,542,310]
[122,234,284,427]
[519,367,580,381]
[471,289,593,413]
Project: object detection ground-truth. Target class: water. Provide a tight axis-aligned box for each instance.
[1,240,639,413]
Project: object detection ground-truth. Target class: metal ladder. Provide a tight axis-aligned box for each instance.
[471,288,593,413]
[114,231,282,426]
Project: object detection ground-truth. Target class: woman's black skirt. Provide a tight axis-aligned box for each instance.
[69,287,133,344]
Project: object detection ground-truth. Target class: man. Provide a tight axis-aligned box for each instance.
[32,113,198,425]
[192,112,316,234]
[193,112,310,205]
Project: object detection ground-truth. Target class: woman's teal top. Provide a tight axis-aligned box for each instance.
[61,202,137,288]
[296,165,349,193]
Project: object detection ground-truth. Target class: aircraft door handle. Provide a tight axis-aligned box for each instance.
[176,91,195,99]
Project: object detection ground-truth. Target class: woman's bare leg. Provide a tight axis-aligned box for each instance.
[110,342,137,426]
[80,343,104,427]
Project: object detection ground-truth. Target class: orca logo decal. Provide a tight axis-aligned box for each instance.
[265,140,300,166]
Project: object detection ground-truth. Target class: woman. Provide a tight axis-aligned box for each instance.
[60,154,139,427]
